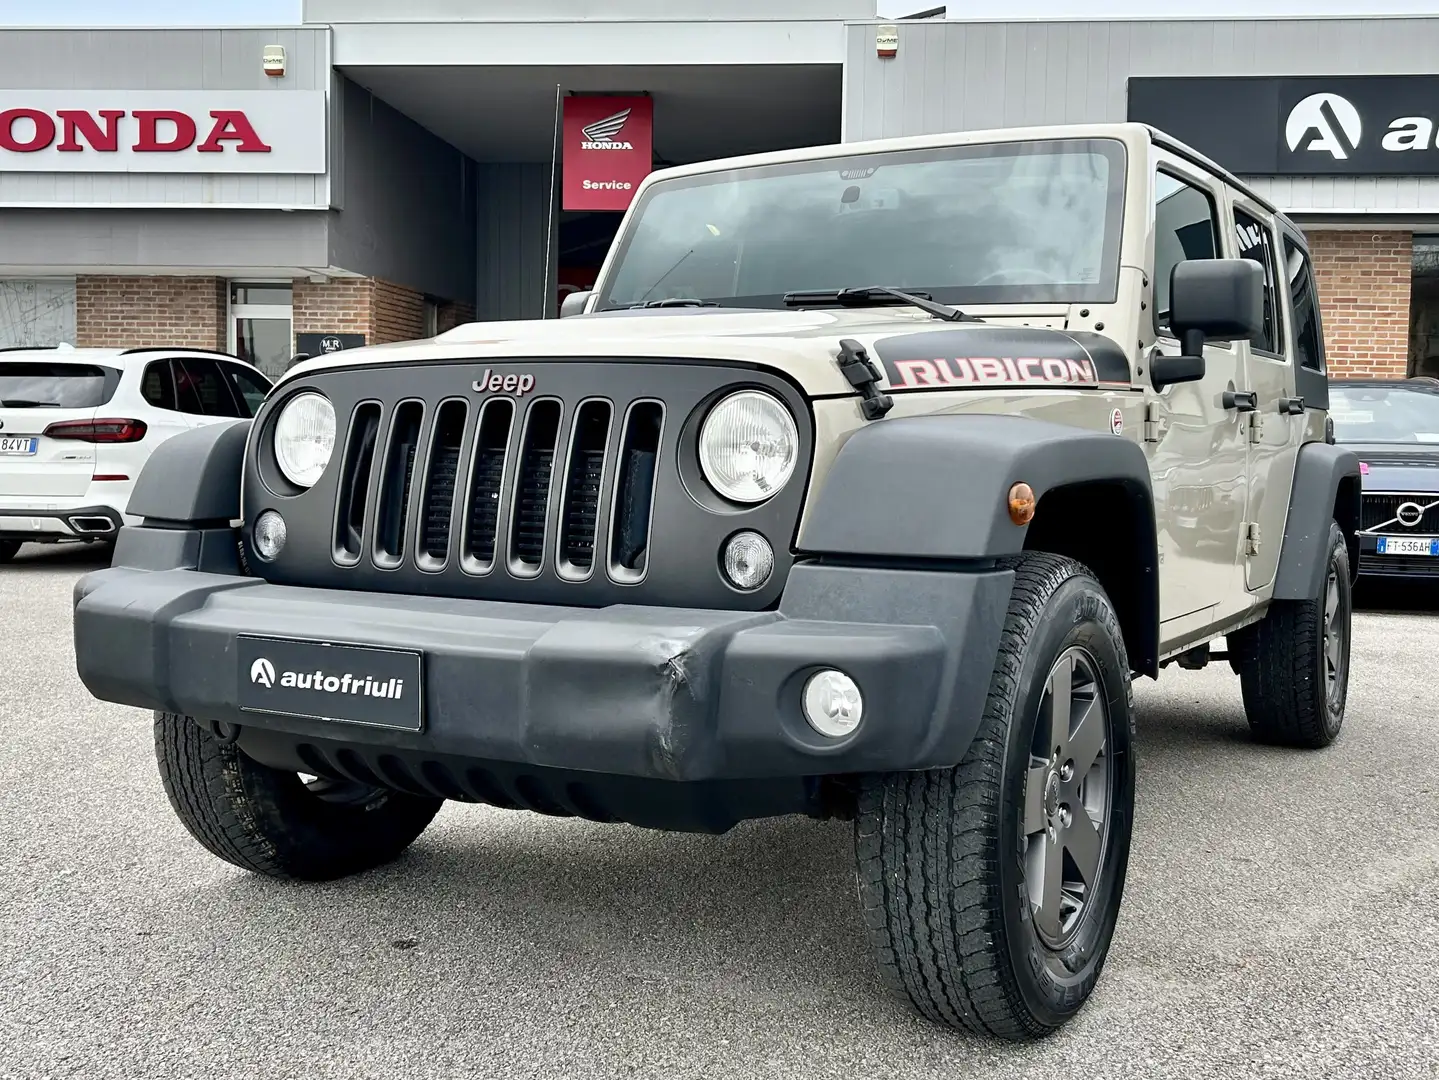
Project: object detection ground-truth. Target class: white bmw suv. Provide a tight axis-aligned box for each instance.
[0,345,273,563]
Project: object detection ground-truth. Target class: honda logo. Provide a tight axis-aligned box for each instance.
[580,108,634,151]
[1286,93,1363,160]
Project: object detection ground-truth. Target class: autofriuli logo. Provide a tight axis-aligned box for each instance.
[1286,93,1363,160]
[248,656,405,699]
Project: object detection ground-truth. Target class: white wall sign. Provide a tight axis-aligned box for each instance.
[0,91,327,174]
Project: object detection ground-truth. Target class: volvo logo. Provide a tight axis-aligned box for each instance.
[471,368,536,396]
[1286,93,1363,160]
[250,657,276,687]
[1396,501,1426,527]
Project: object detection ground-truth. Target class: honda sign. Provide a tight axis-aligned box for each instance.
[1129,75,1439,176]
[562,95,653,212]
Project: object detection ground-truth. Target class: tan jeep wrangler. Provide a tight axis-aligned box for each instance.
[72,122,1360,1041]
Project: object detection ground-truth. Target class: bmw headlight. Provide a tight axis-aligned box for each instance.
[273,392,336,488]
[698,390,798,504]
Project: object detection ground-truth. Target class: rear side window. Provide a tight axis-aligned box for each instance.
[1282,237,1326,373]
[1234,209,1284,356]
[140,361,177,410]
[173,357,244,418]
[0,362,118,408]
[221,362,273,418]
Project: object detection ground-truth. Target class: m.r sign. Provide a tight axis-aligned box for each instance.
[0,91,326,174]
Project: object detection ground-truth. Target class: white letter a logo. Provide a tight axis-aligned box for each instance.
[250,658,276,688]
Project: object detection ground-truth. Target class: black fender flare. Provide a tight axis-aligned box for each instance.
[1272,441,1362,601]
[128,419,252,526]
[797,413,1159,675]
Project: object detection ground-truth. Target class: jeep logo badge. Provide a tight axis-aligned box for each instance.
[472,369,536,396]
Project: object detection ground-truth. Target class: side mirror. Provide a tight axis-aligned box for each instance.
[1153,259,1265,391]
[559,290,592,318]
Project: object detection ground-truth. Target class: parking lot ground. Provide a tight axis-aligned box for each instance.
[2,542,1437,1080]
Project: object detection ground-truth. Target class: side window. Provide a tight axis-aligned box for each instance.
[1282,237,1326,373]
[140,361,176,410]
[1154,169,1220,337]
[172,357,243,418]
[1234,208,1284,356]
[222,362,273,419]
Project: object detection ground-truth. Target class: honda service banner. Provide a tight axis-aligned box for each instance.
[562,96,653,212]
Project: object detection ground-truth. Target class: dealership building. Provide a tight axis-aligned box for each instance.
[2,5,1438,380]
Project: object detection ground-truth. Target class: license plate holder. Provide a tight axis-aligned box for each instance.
[237,635,424,731]
[1376,536,1439,556]
[0,437,37,456]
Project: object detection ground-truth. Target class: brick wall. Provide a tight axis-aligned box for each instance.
[437,300,475,334]
[75,276,225,350]
[292,277,440,347]
[1307,230,1413,379]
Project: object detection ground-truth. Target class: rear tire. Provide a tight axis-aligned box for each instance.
[0,539,20,563]
[154,711,444,881]
[854,554,1136,1040]
[1229,521,1351,749]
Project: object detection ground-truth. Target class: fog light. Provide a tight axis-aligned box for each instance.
[803,669,864,739]
[722,531,774,590]
[253,510,287,560]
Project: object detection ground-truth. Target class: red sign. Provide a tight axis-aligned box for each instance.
[562,96,653,212]
[0,108,272,155]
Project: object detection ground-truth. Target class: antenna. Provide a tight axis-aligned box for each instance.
[544,83,562,319]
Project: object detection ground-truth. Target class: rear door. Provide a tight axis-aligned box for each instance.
[173,356,247,424]
[0,359,119,499]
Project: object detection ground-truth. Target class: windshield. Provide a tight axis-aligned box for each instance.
[1330,383,1439,444]
[595,138,1127,311]
[0,362,115,408]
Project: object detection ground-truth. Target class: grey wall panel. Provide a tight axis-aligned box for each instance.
[843,17,1439,213]
[325,75,476,303]
[475,163,555,322]
[0,209,329,270]
[306,0,874,22]
[0,28,331,208]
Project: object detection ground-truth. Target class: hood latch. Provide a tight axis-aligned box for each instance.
[836,338,894,421]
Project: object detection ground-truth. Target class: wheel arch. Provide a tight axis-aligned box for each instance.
[127,419,252,526]
[1272,441,1362,600]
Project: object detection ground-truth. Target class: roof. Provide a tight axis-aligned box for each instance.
[0,345,246,367]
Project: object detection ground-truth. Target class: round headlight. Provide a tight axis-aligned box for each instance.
[698,391,798,504]
[273,393,336,488]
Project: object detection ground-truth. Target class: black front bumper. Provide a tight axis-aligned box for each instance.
[74,526,1013,828]
[1357,535,1439,579]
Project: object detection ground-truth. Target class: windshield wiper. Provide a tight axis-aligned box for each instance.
[624,298,721,309]
[783,286,980,323]
[0,398,62,408]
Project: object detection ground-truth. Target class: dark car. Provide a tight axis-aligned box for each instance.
[1331,377,1439,579]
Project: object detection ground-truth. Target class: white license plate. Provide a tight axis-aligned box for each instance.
[0,436,37,456]
[1376,536,1439,556]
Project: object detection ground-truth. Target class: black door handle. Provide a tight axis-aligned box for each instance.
[1278,396,1306,415]
[1223,389,1258,412]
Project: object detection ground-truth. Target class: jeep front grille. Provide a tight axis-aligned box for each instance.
[332,394,661,584]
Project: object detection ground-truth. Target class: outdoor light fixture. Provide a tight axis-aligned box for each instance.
[263,45,286,78]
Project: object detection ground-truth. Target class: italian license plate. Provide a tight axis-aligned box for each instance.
[0,437,37,455]
[237,635,424,731]
[1376,536,1439,556]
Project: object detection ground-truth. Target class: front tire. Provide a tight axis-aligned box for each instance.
[154,712,444,881]
[1229,520,1352,749]
[854,554,1136,1040]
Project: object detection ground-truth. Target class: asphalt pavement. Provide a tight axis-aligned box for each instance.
[2,542,1437,1080]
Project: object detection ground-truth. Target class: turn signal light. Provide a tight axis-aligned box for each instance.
[42,418,148,443]
[1008,482,1036,526]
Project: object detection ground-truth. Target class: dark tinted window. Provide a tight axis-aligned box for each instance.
[222,362,272,418]
[140,361,177,410]
[1234,209,1284,356]
[173,357,243,418]
[1154,170,1219,335]
[0,362,116,408]
[1282,237,1325,372]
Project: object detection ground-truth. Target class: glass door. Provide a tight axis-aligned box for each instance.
[228,281,293,382]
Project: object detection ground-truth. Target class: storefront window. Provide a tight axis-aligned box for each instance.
[1410,237,1439,378]
[229,280,293,381]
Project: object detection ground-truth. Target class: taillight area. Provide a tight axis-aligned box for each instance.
[42,418,148,443]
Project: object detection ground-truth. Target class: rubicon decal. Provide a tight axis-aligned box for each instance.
[250,657,406,700]
[870,328,1132,392]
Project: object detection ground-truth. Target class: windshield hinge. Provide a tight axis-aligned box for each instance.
[836,338,894,421]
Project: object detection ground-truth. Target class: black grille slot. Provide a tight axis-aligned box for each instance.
[509,400,562,571]
[374,401,423,564]
[418,401,468,565]
[333,403,381,562]
[461,400,514,572]
[609,401,664,581]
[1362,493,1439,533]
[1361,552,1439,576]
[558,401,612,574]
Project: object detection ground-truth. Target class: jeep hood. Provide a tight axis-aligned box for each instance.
[280,306,1131,397]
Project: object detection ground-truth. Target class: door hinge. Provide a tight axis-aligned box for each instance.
[1143,401,1163,443]
[1244,522,1262,556]
[1247,413,1263,445]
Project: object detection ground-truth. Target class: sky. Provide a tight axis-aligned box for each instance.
[2,0,1438,23]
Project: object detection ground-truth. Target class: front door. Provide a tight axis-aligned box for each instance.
[1232,200,1302,593]
[1145,153,1252,627]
